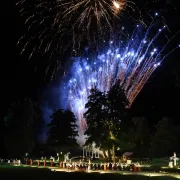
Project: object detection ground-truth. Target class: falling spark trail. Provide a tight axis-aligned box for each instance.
[61,18,179,132]
[16,0,135,59]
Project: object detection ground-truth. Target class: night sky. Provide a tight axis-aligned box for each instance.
[1,0,180,127]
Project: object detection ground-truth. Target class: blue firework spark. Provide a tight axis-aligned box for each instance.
[61,15,179,132]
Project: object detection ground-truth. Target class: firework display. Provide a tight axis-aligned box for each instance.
[60,0,127,27]
[62,17,179,132]
[17,0,179,133]
[16,0,134,59]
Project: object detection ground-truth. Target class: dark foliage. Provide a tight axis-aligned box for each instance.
[46,109,79,156]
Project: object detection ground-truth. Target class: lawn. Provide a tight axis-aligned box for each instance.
[0,165,178,180]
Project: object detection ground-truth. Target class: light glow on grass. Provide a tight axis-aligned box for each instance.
[50,168,180,179]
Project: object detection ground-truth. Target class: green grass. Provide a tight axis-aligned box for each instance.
[151,157,180,166]
[0,165,178,180]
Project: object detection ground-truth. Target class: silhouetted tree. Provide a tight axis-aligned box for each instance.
[84,80,129,161]
[84,88,107,149]
[4,98,40,158]
[33,103,44,144]
[0,118,6,157]
[175,125,180,152]
[151,117,178,157]
[115,125,136,152]
[107,80,129,161]
[46,109,78,159]
[132,117,151,157]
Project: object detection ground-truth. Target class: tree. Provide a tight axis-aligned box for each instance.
[33,102,45,144]
[46,109,78,160]
[175,125,180,152]
[107,80,129,162]
[114,118,136,153]
[4,98,40,158]
[151,117,178,157]
[0,118,6,157]
[131,117,151,157]
[84,88,107,149]
[84,80,129,161]
[116,129,136,151]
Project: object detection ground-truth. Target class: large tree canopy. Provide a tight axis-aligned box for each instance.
[131,117,151,157]
[4,98,42,158]
[46,109,78,156]
[151,117,179,157]
[84,80,129,158]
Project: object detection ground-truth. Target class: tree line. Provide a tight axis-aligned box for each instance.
[83,80,180,159]
[1,81,180,159]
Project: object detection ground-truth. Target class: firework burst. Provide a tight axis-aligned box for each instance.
[61,15,179,132]
[16,0,135,60]
[61,0,127,28]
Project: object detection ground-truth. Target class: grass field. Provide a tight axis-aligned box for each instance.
[0,165,179,180]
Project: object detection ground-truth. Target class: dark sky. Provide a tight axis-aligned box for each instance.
[1,0,180,125]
